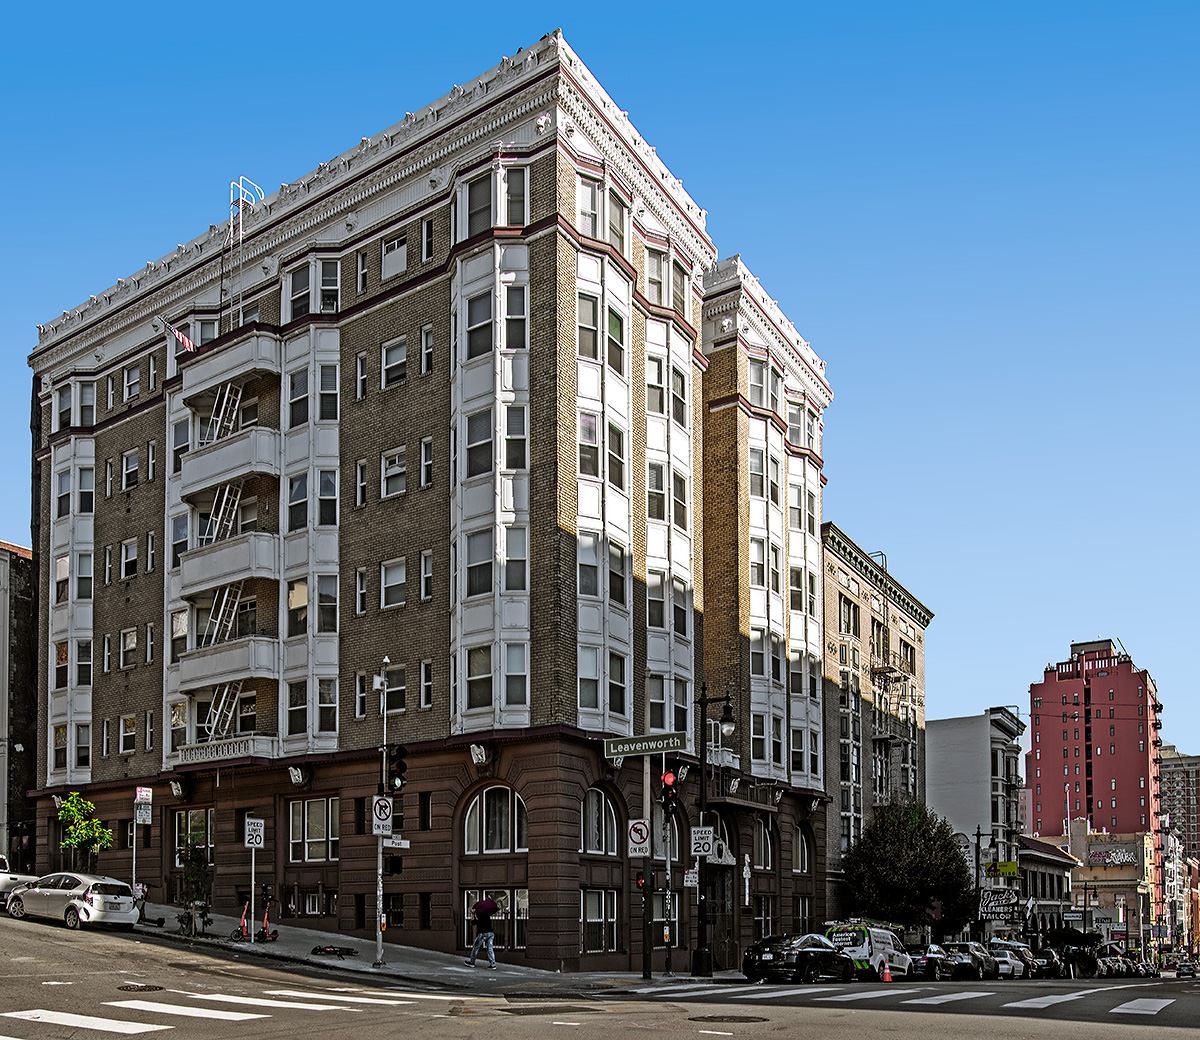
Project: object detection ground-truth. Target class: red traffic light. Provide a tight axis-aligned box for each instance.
[636,871,645,889]
[661,770,676,787]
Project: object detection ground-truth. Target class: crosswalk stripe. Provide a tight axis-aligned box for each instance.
[728,986,839,999]
[168,991,354,1011]
[105,1000,269,1021]
[1110,998,1175,1015]
[264,990,415,1006]
[3,1010,171,1034]
[627,983,715,995]
[1003,990,1089,1009]
[815,989,920,1002]
[902,990,996,1005]
[327,990,481,1001]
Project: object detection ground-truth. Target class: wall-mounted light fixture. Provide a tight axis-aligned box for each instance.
[728,778,740,794]
[51,795,62,809]
[610,756,625,770]
[469,744,489,765]
[169,779,185,798]
[288,766,306,786]
[773,787,785,805]
[675,765,689,783]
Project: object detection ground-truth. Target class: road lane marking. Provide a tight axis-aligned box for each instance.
[168,991,353,1010]
[264,990,415,1005]
[903,990,995,1005]
[815,989,920,1002]
[1110,998,1175,1015]
[1003,990,1090,1009]
[105,1001,268,1021]
[3,1010,171,1034]
[327,990,480,1001]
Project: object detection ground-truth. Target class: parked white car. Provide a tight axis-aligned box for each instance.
[994,949,1028,978]
[6,873,138,930]
[0,855,41,907]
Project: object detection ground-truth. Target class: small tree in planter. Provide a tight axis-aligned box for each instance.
[57,792,113,873]
[175,841,212,935]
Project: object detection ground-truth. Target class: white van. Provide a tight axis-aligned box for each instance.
[825,924,913,980]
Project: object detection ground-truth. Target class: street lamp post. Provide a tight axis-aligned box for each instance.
[692,682,735,978]
[374,656,389,969]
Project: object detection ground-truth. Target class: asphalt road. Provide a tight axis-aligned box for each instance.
[2,915,1198,1040]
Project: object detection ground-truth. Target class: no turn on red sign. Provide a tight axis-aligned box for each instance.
[628,818,651,857]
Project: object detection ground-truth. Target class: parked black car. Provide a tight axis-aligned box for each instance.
[1033,947,1064,978]
[944,941,999,980]
[742,932,857,983]
[909,944,952,981]
[1176,962,1197,978]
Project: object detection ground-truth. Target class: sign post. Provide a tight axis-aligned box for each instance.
[244,817,264,942]
[132,787,152,907]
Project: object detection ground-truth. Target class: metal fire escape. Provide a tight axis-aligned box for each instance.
[197,382,246,740]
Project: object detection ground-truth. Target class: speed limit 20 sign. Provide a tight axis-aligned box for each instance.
[690,826,715,857]
[244,817,264,848]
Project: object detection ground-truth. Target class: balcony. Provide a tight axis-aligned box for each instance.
[181,330,282,402]
[178,635,277,691]
[179,426,281,499]
[180,532,278,597]
[178,733,279,765]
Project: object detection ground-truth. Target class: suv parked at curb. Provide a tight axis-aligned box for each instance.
[944,941,999,980]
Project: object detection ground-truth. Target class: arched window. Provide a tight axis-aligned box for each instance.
[463,786,528,854]
[792,826,811,874]
[753,817,773,870]
[581,788,618,855]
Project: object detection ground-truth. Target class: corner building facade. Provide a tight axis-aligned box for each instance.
[27,33,833,971]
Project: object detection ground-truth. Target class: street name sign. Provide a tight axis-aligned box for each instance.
[382,836,410,850]
[604,732,686,758]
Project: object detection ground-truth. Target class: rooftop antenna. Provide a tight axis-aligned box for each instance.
[219,177,264,333]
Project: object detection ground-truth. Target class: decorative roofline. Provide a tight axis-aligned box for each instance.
[821,520,934,627]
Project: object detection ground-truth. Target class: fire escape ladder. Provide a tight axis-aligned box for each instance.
[201,481,243,546]
[205,680,244,740]
[202,381,244,446]
[202,579,245,647]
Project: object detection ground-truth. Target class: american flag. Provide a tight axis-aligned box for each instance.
[160,316,194,353]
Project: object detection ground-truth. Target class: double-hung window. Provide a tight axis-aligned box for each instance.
[577,532,599,596]
[422,218,435,261]
[578,413,599,477]
[316,575,337,632]
[606,309,624,375]
[505,286,527,349]
[646,249,664,305]
[749,449,765,498]
[317,470,337,525]
[288,474,307,531]
[648,463,666,520]
[382,236,407,279]
[577,294,599,359]
[607,424,625,490]
[318,364,338,419]
[647,357,665,414]
[76,552,92,599]
[420,550,433,600]
[421,326,434,373]
[647,571,665,628]
[124,363,141,401]
[671,367,687,426]
[382,448,406,497]
[672,471,688,530]
[505,407,527,469]
[421,437,434,486]
[382,559,406,607]
[467,175,492,236]
[466,530,493,597]
[57,385,72,429]
[466,408,492,477]
[383,337,407,385]
[466,293,492,359]
[505,168,526,226]
[120,538,138,579]
[56,471,70,518]
[287,579,308,636]
[319,260,339,313]
[505,527,527,592]
[608,542,626,606]
[577,178,600,237]
[290,266,310,317]
[122,449,139,490]
[289,369,309,427]
[671,261,687,313]
[608,190,627,254]
[79,383,95,426]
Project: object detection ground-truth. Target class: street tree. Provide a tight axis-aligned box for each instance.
[57,791,113,873]
[841,798,974,936]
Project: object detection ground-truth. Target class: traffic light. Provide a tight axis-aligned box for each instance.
[387,744,409,791]
[661,770,677,815]
[636,870,654,893]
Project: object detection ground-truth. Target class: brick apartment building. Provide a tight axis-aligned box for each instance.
[1,541,35,871]
[1026,639,1166,950]
[26,32,834,971]
[819,522,933,920]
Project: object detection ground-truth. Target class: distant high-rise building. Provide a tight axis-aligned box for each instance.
[0,540,35,871]
[1160,745,1200,860]
[1026,640,1165,943]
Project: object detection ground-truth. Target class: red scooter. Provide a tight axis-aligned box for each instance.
[230,895,278,942]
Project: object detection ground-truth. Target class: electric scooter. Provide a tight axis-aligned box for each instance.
[230,899,252,942]
[256,895,279,942]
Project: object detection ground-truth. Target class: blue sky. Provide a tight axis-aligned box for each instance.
[3,4,1196,748]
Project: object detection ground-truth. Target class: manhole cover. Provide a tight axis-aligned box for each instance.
[690,1015,768,1024]
[500,1006,598,1016]
[118,984,163,992]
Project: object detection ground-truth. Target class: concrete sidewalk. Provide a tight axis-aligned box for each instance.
[135,900,743,997]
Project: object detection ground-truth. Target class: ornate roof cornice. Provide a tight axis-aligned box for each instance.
[821,520,934,628]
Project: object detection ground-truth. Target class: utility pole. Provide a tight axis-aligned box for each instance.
[373,656,389,969]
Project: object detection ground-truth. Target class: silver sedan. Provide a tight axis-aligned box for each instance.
[7,872,138,929]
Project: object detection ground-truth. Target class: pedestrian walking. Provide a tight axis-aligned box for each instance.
[465,897,498,969]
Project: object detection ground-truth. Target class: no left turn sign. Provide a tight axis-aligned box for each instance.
[628,818,650,857]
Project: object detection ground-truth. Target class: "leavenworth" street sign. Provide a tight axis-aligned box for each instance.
[603,732,686,758]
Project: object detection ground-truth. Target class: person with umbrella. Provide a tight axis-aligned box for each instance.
[465,897,498,969]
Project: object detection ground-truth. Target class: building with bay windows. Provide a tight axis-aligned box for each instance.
[27,31,832,971]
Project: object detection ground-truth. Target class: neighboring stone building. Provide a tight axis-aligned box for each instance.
[819,522,932,920]
[26,32,833,972]
[926,707,1025,939]
[0,541,35,871]
[1025,640,1165,952]
[1160,744,1200,860]
[1047,818,1155,955]
[1017,835,1076,948]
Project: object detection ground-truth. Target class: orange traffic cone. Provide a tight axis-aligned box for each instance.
[882,960,892,983]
